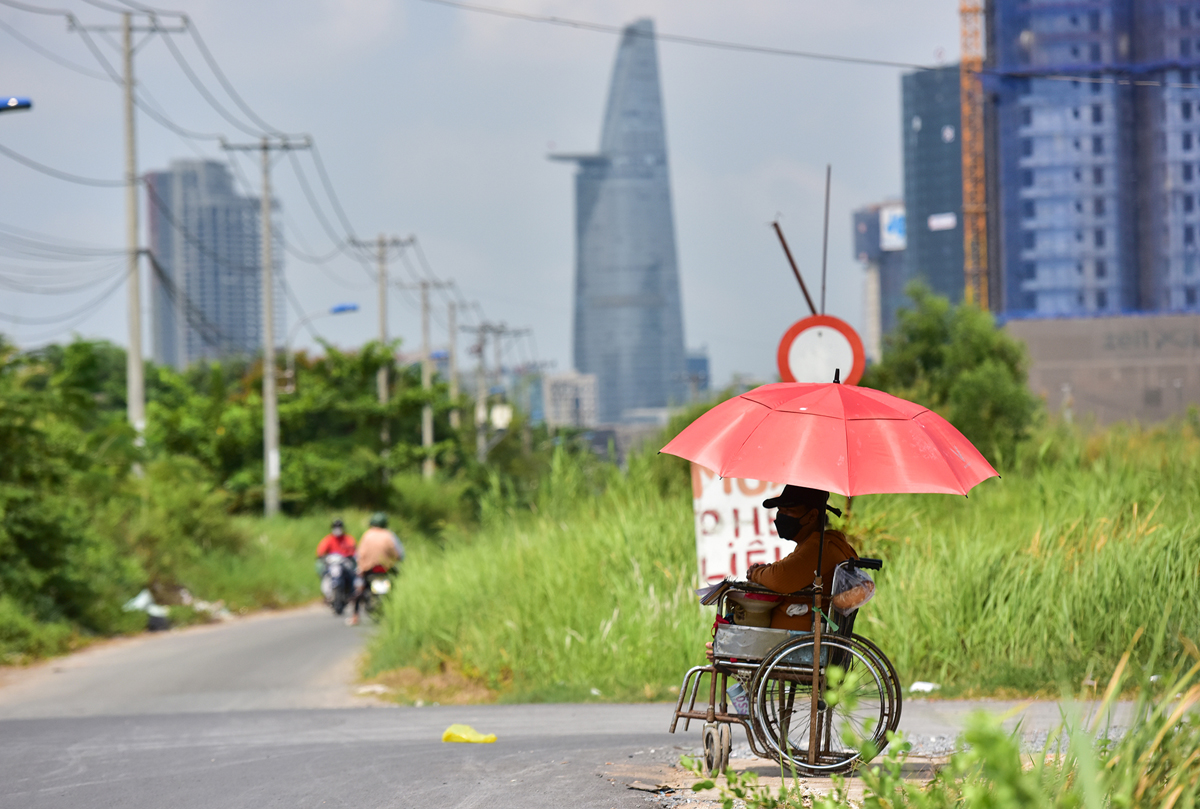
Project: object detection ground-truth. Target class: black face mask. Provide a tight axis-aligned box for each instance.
[774,514,802,540]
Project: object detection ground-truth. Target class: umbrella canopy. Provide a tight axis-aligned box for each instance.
[661,382,998,497]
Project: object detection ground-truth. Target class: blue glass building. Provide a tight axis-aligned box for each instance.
[146,160,283,369]
[552,19,688,424]
[991,0,1200,316]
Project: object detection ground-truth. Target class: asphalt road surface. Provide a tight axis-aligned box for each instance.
[0,606,1131,809]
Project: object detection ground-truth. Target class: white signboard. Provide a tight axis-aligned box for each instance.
[879,204,906,251]
[691,464,789,584]
[927,211,958,232]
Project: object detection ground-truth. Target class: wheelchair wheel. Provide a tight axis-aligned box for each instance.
[702,724,722,776]
[851,633,903,734]
[749,634,895,774]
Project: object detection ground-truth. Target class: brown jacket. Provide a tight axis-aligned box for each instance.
[355,527,404,573]
[747,528,856,631]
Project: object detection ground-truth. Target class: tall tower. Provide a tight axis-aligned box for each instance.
[552,19,687,424]
[146,159,284,369]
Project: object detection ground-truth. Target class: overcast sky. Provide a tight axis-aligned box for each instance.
[0,0,960,386]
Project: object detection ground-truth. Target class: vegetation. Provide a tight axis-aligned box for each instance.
[687,624,1200,809]
[365,413,1200,701]
[0,334,542,662]
[862,281,1040,463]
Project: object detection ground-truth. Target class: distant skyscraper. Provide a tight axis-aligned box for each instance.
[146,159,283,370]
[852,202,906,358]
[552,18,687,424]
[990,0,1200,316]
[902,65,965,304]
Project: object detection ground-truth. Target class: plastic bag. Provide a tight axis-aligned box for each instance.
[830,562,875,614]
[442,724,496,744]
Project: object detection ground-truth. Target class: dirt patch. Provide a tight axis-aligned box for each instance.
[367,663,497,705]
[600,753,946,808]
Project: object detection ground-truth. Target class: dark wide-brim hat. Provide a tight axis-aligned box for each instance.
[762,484,829,510]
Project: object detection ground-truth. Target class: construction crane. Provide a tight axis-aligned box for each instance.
[960,0,989,309]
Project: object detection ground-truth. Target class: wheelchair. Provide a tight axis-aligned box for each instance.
[669,558,902,775]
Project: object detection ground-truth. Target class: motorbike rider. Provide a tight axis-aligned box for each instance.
[315,518,356,569]
[348,512,405,626]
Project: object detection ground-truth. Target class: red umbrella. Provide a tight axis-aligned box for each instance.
[661,382,998,496]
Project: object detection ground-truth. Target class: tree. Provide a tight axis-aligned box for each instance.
[861,282,1039,465]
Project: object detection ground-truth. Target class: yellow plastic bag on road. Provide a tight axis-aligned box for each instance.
[442,723,496,744]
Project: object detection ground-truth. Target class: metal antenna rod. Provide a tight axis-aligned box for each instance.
[820,164,831,316]
[771,221,817,316]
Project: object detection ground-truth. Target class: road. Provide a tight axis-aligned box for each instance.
[0,607,1132,809]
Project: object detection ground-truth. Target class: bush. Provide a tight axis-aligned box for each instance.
[862,282,1040,465]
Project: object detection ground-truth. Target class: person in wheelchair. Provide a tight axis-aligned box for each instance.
[746,485,857,632]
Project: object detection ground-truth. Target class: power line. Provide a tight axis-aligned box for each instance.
[0,272,126,324]
[417,0,935,71]
[0,141,125,187]
[158,30,263,137]
[183,23,286,136]
[143,249,233,349]
[143,179,257,275]
[0,0,71,16]
[0,262,124,294]
[0,17,108,79]
[307,143,359,239]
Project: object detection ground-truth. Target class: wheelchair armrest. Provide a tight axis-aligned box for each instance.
[847,557,883,571]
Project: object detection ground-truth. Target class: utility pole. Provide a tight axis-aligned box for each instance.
[376,234,388,405]
[70,11,185,443]
[419,279,452,478]
[349,234,408,457]
[474,328,488,463]
[223,136,311,516]
[448,301,460,430]
[462,321,530,463]
[121,14,143,441]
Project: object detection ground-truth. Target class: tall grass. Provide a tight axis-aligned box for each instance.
[365,450,706,701]
[852,421,1200,692]
[173,512,368,611]
[366,419,1200,700]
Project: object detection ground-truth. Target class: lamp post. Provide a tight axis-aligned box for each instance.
[1,97,32,114]
[284,303,359,394]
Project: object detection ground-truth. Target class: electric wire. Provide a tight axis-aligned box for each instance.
[78,0,145,14]
[0,17,109,79]
[144,249,233,348]
[158,29,264,137]
[283,151,356,255]
[0,141,126,187]
[184,23,288,137]
[306,143,359,240]
[0,0,70,16]
[0,271,126,324]
[144,180,257,275]
[417,0,935,71]
[223,150,354,277]
[0,262,124,294]
[0,220,124,259]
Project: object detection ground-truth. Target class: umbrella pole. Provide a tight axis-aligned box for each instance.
[808,511,826,766]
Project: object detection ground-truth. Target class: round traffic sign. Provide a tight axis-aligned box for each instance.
[776,315,865,385]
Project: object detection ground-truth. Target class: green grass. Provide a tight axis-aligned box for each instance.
[365,419,1200,700]
[173,510,377,612]
[365,450,708,702]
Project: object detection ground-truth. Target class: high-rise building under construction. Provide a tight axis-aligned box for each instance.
[992,0,1200,316]
[146,160,283,370]
[552,19,687,424]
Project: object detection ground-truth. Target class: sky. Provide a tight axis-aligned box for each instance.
[0,0,961,387]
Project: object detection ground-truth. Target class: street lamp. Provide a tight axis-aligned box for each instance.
[284,303,359,393]
[1,97,32,114]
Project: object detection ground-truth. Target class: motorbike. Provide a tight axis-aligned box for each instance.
[359,565,396,622]
[320,553,355,616]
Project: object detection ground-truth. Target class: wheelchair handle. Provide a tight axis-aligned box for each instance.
[848,557,883,571]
